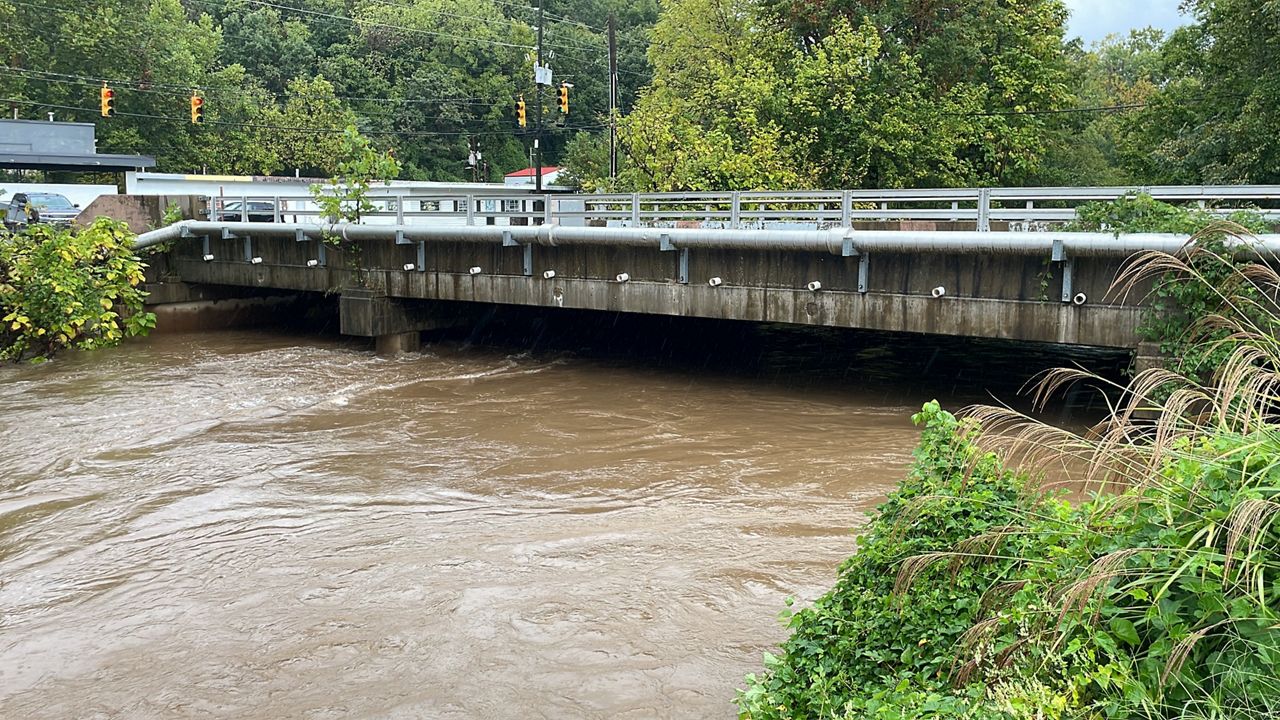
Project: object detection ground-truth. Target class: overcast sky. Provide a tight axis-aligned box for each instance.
[1062,0,1189,43]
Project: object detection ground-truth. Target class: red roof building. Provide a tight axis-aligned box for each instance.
[504,166,565,188]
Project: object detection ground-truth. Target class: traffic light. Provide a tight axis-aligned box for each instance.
[557,83,570,115]
[190,94,204,124]
[99,84,115,117]
[515,95,527,128]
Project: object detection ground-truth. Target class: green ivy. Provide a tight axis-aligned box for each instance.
[0,218,156,362]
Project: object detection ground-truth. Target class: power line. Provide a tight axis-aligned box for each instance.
[0,66,512,109]
[1,96,607,137]
[233,0,533,49]
[950,102,1151,118]
[0,71,506,124]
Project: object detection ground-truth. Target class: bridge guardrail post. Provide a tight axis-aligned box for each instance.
[841,191,852,227]
[659,233,689,284]
[977,188,992,232]
[730,191,741,229]
[1052,239,1074,303]
[630,193,640,227]
[466,195,475,226]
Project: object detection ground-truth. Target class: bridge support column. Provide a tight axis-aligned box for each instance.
[375,331,422,355]
[1133,341,1170,374]
[339,288,457,355]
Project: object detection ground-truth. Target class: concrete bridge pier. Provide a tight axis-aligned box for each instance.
[339,288,460,355]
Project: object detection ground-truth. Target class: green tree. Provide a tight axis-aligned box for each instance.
[774,0,1072,187]
[1035,29,1166,186]
[618,0,807,191]
[219,4,318,95]
[558,131,616,191]
[620,0,1070,191]
[190,65,281,175]
[1126,0,1280,184]
[262,75,361,178]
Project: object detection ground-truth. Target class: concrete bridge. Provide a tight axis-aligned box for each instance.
[129,188,1280,358]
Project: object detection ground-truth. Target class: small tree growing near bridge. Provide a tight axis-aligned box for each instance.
[310,125,401,225]
[309,125,401,283]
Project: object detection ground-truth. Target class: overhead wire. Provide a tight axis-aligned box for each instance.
[0,96,608,136]
[0,66,512,108]
[236,0,533,49]
[4,0,642,139]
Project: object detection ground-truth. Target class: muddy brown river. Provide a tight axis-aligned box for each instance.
[0,315,1125,718]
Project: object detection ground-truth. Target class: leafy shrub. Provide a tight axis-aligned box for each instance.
[1065,193,1267,236]
[902,428,1280,720]
[0,218,155,362]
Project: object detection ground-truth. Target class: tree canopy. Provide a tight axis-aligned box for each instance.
[0,0,656,181]
[1,0,1275,190]
[616,0,1071,191]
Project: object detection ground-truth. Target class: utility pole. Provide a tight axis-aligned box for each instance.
[608,13,618,182]
[535,0,545,192]
[467,137,482,183]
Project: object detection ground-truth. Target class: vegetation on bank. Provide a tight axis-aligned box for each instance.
[0,219,154,362]
[741,243,1280,718]
[1065,193,1273,384]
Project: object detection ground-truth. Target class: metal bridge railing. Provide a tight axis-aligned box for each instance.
[201,185,1280,232]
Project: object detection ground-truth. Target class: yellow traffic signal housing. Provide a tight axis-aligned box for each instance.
[516,95,527,128]
[557,83,569,115]
[190,94,204,124]
[99,85,115,117]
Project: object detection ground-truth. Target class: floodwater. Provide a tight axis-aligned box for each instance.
[0,311,1128,719]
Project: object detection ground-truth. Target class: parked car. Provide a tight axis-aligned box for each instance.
[215,200,278,222]
[3,192,80,231]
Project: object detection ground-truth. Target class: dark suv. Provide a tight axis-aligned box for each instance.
[215,200,278,222]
